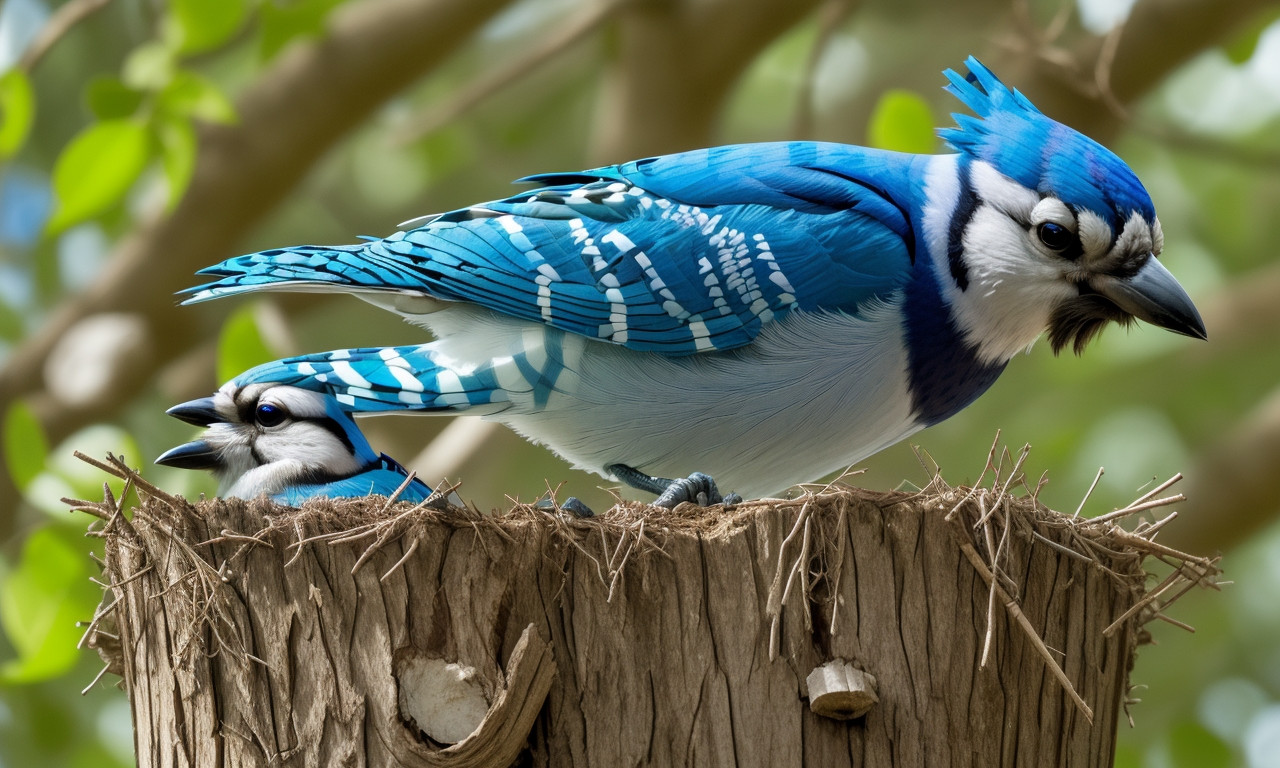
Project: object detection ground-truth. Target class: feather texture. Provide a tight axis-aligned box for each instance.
[171,58,1204,502]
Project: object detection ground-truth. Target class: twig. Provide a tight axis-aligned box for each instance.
[768,498,813,660]
[80,663,112,696]
[955,533,1094,724]
[1073,467,1105,519]
[18,0,112,72]
[1129,473,1184,509]
[379,537,420,583]
[1088,494,1185,525]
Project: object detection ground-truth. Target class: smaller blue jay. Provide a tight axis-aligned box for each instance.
[156,383,434,506]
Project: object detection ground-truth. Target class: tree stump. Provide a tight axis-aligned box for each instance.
[76,459,1217,768]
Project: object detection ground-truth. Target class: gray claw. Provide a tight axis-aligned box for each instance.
[534,496,594,518]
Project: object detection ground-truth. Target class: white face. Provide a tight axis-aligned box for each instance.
[202,383,365,497]
[925,157,1162,363]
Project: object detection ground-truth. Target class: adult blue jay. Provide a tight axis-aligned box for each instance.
[180,58,1205,507]
[156,383,434,505]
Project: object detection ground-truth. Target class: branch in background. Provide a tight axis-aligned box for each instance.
[791,0,859,139]
[1136,121,1280,170]
[1006,0,1277,143]
[2,0,1274,543]
[390,0,630,146]
[588,0,825,161]
[1165,387,1280,554]
[0,0,517,536]
[17,0,112,72]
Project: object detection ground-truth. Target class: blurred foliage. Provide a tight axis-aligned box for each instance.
[0,0,1278,766]
[867,89,937,153]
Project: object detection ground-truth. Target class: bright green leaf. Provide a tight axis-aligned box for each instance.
[46,119,151,235]
[169,0,250,55]
[0,527,98,683]
[0,68,35,158]
[122,41,175,91]
[156,115,197,208]
[259,0,342,61]
[157,70,237,124]
[217,303,276,384]
[4,400,48,491]
[85,76,146,120]
[867,89,936,154]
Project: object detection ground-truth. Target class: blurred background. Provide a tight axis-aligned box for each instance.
[0,0,1277,764]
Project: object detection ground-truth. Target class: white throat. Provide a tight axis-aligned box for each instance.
[921,155,1076,364]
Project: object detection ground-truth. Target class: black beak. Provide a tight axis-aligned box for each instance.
[1091,256,1207,340]
[166,397,222,427]
[155,440,220,471]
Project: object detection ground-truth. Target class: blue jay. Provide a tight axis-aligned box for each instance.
[156,383,435,505]
[180,58,1205,507]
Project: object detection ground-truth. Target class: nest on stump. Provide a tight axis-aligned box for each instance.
[68,445,1221,768]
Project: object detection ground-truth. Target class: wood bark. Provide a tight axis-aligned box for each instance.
[80,475,1213,767]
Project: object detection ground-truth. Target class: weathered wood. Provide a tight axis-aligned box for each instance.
[85,482,1201,767]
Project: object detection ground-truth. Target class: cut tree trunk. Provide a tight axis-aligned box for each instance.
[77,459,1216,768]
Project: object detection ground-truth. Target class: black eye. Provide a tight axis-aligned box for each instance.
[255,403,287,428]
[1037,222,1074,252]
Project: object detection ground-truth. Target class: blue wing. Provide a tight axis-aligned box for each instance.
[187,142,919,356]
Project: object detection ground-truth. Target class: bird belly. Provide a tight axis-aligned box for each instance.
[432,301,922,500]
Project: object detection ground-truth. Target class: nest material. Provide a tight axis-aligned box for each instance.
[66,443,1221,765]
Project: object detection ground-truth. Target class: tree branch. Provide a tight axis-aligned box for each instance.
[0,0,516,535]
[391,0,631,146]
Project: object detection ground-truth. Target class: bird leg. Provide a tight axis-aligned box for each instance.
[606,464,743,509]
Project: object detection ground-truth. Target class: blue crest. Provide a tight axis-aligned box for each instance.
[939,56,1156,229]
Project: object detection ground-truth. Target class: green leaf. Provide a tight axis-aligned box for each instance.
[85,76,146,120]
[217,303,276,384]
[157,70,237,124]
[0,527,98,683]
[867,89,936,154]
[4,400,48,491]
[122,41,175,91]
[168,0,250,55]
[259,0,342,61]
[46,119,151,235]
[1224,11,1280,64]
[0,68,35,158]
[156,115,197,208]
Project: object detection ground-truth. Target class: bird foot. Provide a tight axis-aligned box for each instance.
[534,496,595,518]
[606,464,742,509]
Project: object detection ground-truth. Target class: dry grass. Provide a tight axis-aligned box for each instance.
[67,440,1221,728]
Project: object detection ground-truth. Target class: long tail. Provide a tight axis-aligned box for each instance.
[182,242,426,303]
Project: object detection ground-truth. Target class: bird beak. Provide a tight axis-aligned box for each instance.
[155,440,220,471]
[166,397,222,427]
[1090,256,1207,340]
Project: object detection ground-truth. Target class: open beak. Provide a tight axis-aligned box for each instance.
[165,397,222,427]
[1090,256,1207,340]
[155,440,220,471]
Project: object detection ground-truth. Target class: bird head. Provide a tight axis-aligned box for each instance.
[156,383,378,499]
[933,57,1206,361]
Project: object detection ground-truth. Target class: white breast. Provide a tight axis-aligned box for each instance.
[428,300,920,499]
